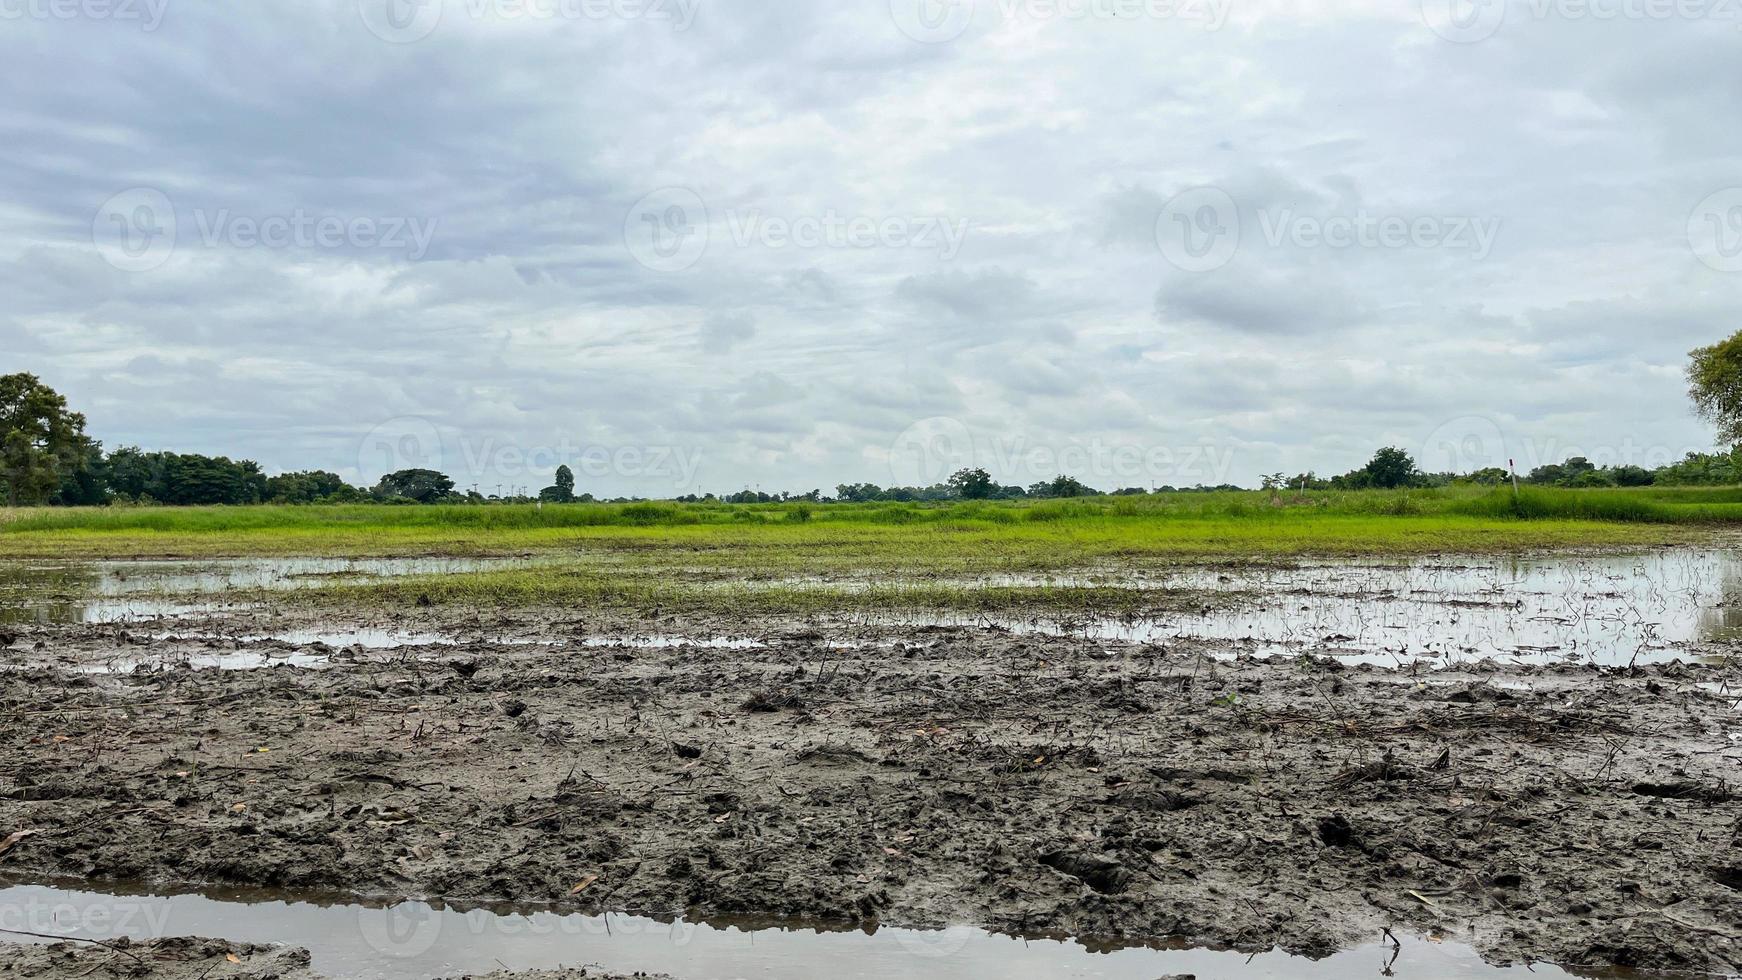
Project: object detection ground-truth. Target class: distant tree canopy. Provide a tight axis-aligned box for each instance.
[266,470,363,504]
[24,360,1742,507]
[0,372,95,506]
[372,468,456,503]
[107,448,270,505]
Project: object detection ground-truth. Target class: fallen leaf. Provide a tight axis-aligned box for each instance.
[568,874,599,896]
[0,830,40,858]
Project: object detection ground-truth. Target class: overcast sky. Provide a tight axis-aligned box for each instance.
[5,0,1740,496]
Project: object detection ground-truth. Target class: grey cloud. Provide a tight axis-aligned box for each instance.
[4,4,1740,494]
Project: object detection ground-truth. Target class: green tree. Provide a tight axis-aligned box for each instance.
[104,448,267,505]
[373,468,455,503]
[266,470,361,504]
[1360,447,1420,489]
[946,467,995,500]
[0,373,94,505]
[538,464,577,503]
[54,439,109,505]
[1611,465,1654,487]
[1688,331,1742,445]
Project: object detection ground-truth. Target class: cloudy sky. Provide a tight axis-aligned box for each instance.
[5,0,1740,496]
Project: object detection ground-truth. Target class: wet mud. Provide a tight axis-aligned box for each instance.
[2,615,1739,976]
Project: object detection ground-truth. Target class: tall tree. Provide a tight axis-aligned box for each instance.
[0,373,92,505]
[1688,331,1742,446]
[537,464,576,503]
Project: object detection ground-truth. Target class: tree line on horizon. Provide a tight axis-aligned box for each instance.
[9,359,1742,507]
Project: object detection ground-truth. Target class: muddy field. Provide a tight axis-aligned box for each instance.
[3,607,1740,977]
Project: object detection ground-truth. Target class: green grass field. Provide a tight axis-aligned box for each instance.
[2,485,1731,561]
[5,486,1736,616]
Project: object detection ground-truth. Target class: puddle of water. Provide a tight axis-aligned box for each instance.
[577,635,765,650]
[0,558,524,625]
[0,882,1611,980]
[862,550,1742,666]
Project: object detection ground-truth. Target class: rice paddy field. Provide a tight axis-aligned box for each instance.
[4,485,1741,979]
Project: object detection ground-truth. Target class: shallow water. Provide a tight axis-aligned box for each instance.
[876,549,1742,666]
[0,558,522,625]
[6,550,1742,667]
[0,881,1614,979]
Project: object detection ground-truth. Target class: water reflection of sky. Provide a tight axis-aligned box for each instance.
[0,882,1599,980]
[4,551,1742,667]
